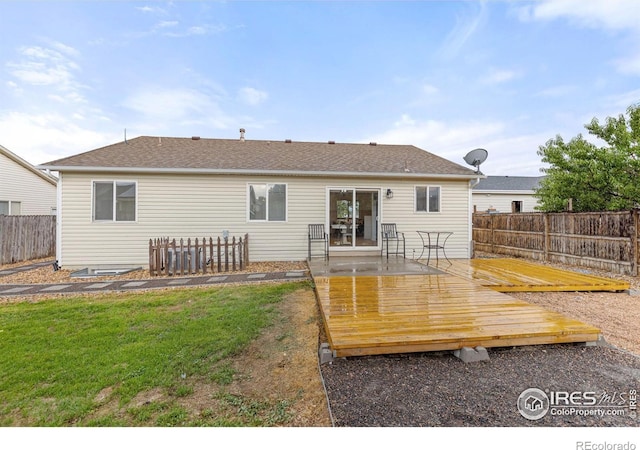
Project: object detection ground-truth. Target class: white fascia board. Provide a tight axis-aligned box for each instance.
[473,190,536,195]
[37,165,481,180]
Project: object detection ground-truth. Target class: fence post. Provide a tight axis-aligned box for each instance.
[632,209,639,276]
[543,213,550,263]
[232,236,237,271]
[217,237,222,272]
[224,237,229,272]
[490,214,495,254]
[149,239,154,276]
[244,233,250,265]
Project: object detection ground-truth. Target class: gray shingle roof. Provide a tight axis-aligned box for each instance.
[40,136,477,178]
[474,176,544,191]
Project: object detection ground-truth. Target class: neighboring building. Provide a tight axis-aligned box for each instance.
[472,176,544,213]
[0,144,57,215]
[40,134,481,269]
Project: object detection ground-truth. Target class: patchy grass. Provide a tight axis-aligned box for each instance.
[0,282,313,426]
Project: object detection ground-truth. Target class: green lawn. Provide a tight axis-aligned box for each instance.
[0,282,309,426]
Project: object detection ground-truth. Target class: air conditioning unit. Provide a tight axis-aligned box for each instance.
[167,247,203,274]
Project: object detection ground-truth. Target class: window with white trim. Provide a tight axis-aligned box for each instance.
[0,201,21,215]
[416,186,440,212]
[93,181,136,222]
[249,183,286,221]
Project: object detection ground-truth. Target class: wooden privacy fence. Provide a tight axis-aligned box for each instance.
[0,215,56,265]
[149,234,249,277]
[473,211,640,276]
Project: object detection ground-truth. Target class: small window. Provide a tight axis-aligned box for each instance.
[93,181,136,222]
[0,201,21,215]
[416,186,440,212]
[249,183,287,221]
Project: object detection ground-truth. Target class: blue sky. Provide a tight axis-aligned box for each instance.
[1,0,639,176]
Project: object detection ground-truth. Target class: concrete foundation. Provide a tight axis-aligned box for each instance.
[453,346,490,363]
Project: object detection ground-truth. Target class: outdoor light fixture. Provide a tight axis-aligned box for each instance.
[386,188,393,199]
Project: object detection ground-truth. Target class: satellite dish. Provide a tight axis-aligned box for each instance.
[463,148,488,174]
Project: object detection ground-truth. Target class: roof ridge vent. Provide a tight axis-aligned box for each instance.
[369,142,377,146]
[328,140,335,144]
[191,136,200,140]
[285,139,292,143]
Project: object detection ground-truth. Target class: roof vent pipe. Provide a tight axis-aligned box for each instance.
[239,128,246,141]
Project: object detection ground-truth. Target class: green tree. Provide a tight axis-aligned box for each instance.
[535,104,640,212]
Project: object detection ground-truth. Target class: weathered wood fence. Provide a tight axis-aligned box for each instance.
[0,215,56,265]
[473,211,640,276]
[149,234,249,276]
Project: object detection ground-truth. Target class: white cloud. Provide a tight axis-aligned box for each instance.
[614,51,640,76]
[438,2,488,59]
[123,87,217,120]
[481,68,518,85]
[0,112,119,164]
[366,114,556,176]
[421,84,439,95]
[6,41,86,103]
[519,0,640,31]
[535,84,577,97]
[368,114,504,155]
[238,87,268,106]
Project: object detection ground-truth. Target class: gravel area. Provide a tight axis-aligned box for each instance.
[321,345,639,427]
[320,255,640,427]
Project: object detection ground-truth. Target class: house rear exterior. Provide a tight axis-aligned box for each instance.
[41,135,481,270]
[1,144,57,215]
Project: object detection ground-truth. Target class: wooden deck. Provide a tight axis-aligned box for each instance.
[314,274,602,357]
[443,258,630,292]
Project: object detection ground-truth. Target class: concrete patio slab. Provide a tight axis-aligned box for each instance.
[308,256,445,278]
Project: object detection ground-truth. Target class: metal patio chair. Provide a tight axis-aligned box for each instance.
[308,224,329,260]
[380,223,405,259]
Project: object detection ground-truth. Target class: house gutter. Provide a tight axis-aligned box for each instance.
[37,165,481,180]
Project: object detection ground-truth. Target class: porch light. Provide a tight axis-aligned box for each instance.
[386,189,393,199]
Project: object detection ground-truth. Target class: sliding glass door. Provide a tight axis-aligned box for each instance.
[328,189,379,249]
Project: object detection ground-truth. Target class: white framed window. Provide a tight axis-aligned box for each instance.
[416,186,441,213]
[248,183,287,222]
[92,181,137,222]
[0,201,21,215]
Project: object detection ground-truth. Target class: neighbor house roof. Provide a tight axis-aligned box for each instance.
[473,176,544,192]
[39,136,479,179]
[0,144,58,186]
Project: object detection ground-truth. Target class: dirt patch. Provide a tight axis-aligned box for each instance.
[174,288,332,426]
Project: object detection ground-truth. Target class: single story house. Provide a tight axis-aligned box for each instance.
[40,133,482,270]
[472,175,544,213]
[0,144,57,215]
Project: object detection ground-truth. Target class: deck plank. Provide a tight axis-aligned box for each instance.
[314,274,601,357]
[443,258,629,292]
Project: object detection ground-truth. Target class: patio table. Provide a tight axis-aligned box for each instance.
[416,231,453,266]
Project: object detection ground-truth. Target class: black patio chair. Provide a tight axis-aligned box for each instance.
[380,223,405,259]
[308,224,329,260]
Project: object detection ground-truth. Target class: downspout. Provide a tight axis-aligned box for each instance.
[468,176,481,258]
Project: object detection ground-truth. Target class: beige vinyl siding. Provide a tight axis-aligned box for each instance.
[59,172,471,268]
[0,153,56,215]
[473,192,539,213]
